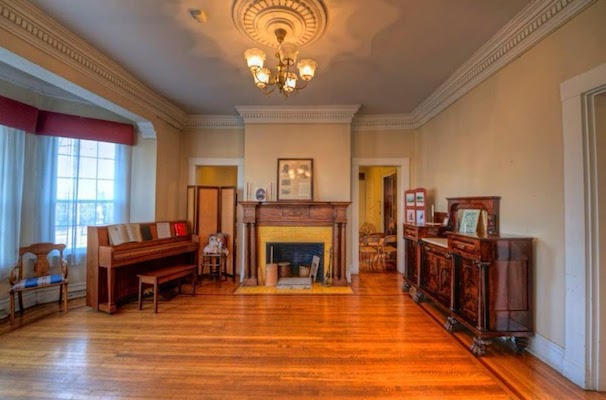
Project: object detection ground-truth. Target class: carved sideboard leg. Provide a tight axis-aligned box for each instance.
[444,316,460,332]
[402,281,411,292]
[513,336,529,354]
[411,288,425,303]
[470,337,491,356]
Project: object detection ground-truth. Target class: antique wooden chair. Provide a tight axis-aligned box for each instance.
[9,243,69,325]
[359,233,383,270]
[381,234,398,270]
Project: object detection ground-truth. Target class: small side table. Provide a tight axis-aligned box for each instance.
[200,252,226,286]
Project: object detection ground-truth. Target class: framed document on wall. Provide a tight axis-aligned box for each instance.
[277,158,313,201]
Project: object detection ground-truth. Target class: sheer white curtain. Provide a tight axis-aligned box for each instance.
[1,124,131,311]
[0,126,26,279]
[20,134,57,246]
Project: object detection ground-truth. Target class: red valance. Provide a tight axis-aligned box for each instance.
[0,95,134,145]
[36,111,134,145]
[0,95,39,132]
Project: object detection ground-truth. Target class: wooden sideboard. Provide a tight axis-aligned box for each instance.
[403,196,534,355]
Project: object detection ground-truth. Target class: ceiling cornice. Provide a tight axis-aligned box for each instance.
[186,115,244,129]
[235,105,361,124]
[412,0,596,128]
[0,0,188,130]
[352,114,417,131]
[190,0,595,131]
[0,0,595,133]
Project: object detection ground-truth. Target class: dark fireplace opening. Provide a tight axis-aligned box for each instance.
[266,242,324,282]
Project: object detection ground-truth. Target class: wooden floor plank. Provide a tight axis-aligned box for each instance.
[0,273,604,399]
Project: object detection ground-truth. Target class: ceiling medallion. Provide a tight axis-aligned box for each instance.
[233,0,327,98]
[232,0,327,48]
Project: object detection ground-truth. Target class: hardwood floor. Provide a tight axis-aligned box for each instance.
[0,273,604,399]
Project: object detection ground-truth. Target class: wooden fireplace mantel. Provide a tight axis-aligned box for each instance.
[239,201,351,286]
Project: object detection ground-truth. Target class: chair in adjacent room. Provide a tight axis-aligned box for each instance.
[359,233,383,271]
[381,234,398,270]
[9,243,69,325]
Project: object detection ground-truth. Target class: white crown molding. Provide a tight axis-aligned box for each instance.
[235,105,361,124]
[0,0,188,130]
[136,121,157,139]
[186,115,244,129]
[352,114,417,131]
[1,0,594,133]
[413,0,597,127]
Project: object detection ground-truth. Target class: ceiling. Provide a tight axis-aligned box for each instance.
[21,0,531,116]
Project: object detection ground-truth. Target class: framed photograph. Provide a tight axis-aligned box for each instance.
[459,209,480,233]
[277,158,313,201]
[255,187,267,201]
[416,209,426,225]
[415,190,426,207]
[405,191,415,207]
[406,209,415,223]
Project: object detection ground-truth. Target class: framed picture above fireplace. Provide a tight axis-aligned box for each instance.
[277,158,313,201]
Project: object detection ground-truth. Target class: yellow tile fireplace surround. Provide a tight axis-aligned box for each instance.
[257,226,332,285]
[240,201,350,286]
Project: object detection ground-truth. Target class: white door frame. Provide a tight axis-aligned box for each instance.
[561,62,606,389]
[351,158,410,275]
[188,157,245,280]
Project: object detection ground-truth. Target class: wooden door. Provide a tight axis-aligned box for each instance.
[188,186,238,280]
[383,174,396,234]
[196,187,220,247]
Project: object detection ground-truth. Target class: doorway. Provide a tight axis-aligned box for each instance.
[357,166,397,272]
[561,62,606,389]
[188,158,245,280]
[351,158,409,277]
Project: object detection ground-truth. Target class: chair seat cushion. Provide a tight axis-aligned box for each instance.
[11,274,66,291]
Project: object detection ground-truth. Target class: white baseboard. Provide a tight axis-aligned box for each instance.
[527,333,588,388]
[0,282,86,320]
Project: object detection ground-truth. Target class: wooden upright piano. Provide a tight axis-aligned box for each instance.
[86,221,199,314]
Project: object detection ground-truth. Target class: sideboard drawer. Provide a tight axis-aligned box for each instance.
[450,236,480,259]
[404,226,418,240]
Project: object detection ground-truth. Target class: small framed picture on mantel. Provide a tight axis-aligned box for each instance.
[277,158,313,201]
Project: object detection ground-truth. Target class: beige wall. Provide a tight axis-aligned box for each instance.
[244,123,351,202]
[352,129,417,186]
[179,128,245,214]
[154,120,183,221]
[415,1,606,347]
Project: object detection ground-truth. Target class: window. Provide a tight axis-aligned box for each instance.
[55,138,126,251]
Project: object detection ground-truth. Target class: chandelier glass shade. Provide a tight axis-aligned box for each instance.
[244,29,318,97]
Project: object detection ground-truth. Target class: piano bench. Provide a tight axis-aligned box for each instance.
[137,264,197,313]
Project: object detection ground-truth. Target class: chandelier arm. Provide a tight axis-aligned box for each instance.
[295,80,309,91]
[261,85,277,96]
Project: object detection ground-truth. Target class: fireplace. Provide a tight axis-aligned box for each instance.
[240,201,350,286]
[267,242,324,282]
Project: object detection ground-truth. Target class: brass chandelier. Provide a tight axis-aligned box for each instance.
[244,28,318,98]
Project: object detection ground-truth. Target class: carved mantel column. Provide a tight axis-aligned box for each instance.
[241,202,258,286]
[238,201,351,286]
